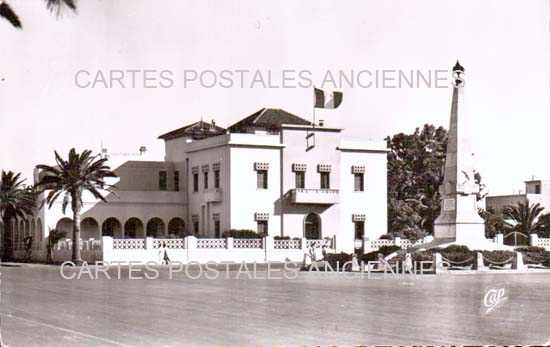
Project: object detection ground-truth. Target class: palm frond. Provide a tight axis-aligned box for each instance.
[0,2,22,28]
[44,0,76,13]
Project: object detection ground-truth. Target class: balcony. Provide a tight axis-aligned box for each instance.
[288,188,339,205]
[204,188,222,203]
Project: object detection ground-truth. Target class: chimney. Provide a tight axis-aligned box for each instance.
[211,119,216,130]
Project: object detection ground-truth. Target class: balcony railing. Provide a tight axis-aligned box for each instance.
[204,188,222,203]
[288,188,339,204]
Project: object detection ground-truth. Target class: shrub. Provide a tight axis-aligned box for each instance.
[222,229,263,239]
[515,246,546,253]
[274,235,290,240]
[324,252,352,270]
[360,245,401,263]
[440,245,475,266]
[410,245,475,266]
[481,250,516,267]
[514,247,550,266]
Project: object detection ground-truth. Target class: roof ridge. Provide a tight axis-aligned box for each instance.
[253,107,267,124]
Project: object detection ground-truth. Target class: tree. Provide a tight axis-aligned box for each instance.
[0,0,76,29]
[46,228,67,263]
[36,148,117,263]
[0,170,35,260]
[386,124,486,239]
[386,124,447,239]
[536,213,550,238]
[479,208,509,238]
[503,200,545,235]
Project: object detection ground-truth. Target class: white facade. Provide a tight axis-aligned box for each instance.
[14,108,388,254]
[486,179,550,218]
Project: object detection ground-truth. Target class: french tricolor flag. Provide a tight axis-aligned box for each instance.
[314,87,343,109]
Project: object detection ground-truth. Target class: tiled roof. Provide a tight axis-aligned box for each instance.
[227,108,311,133]
[158,120,226,140]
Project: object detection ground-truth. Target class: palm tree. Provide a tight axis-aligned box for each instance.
[535,213,550,238]
[0,0,76,29]
[36,148,117,263]
[503,200,545,235]
[0,170,35,260]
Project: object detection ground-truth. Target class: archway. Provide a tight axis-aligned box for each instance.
[37,219,43,249]
[102,218,122,238]
[124,218,144,238]
[30,220,36,248]
[304,213,321,239]
[168,218,186,237]
[146,218,165,238]
[25,220,30,237]
[55,218,73,237]
[18,220,24,250]
[81,218,100,240]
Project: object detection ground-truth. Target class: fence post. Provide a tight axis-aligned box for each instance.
[473,252,487,271]
[301,237,308,253]
[433,253,444,274]
[184,236,197,263]
[185,236,197,250]
[264,236,274,262]
[226,237,234,249]
[513,251,527,271]
[362,236,372,253]
[145,237,154,250]
[529,233,539,247]
[102,236,113,263]
[394,237,401,247]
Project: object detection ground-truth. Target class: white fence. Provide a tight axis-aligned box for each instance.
[530,234,550,250]
[103,236,336,264]
[56,239,102,251]
[358,236,427,252]
[360,234,550,252]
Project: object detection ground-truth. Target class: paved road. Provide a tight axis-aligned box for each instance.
[1,263,549,346]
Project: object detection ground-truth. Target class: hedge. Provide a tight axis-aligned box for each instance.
[222,229,264,239]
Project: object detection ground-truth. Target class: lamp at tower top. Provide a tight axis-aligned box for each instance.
[453,60,465,72]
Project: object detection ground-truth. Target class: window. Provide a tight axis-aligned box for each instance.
[320,172,330,189]
[354,221,365,240]
[257,170,268,189]
[295,171,305,189]
[174,171,179,192]
[204,172,209,189]
[159,171,167,191]
[257,221,268,236]
[354,173,364,191]
[535,184,541,194]
[193,173,199,192]
[193,221,199,235]
[214,169,220,189]
[214,220,221,238]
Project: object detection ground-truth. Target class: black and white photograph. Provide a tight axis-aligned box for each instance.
[1,1,550,346]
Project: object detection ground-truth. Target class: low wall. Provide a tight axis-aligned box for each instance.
[103,236,334,264]
[13,249,102,263]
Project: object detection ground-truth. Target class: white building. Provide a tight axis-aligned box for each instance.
[485,179,550,217]
[13,108,388,255]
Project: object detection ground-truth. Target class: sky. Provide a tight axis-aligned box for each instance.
[0,0,549,196]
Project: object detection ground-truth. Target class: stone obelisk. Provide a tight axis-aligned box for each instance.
[433,61,486,244]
